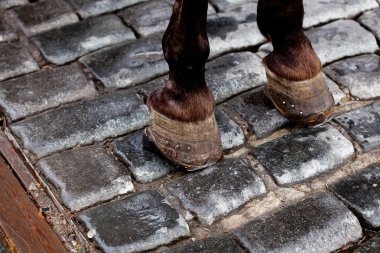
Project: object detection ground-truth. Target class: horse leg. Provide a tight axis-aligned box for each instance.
[146,0,222,170]
[257,0,334,126]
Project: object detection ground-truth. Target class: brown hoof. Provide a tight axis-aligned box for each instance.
[264,65,335,126]
[146,108,222,171]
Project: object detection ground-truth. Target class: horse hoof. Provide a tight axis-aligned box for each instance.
[145,108,222,171]
[264,65,335,126]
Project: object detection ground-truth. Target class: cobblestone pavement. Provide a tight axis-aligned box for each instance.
[0,0,380,252]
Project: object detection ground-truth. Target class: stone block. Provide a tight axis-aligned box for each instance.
[215,107,245,150]
[354,236,380,253]
[360,8,380,41]
[0,15,16,41]
[0,0,27,9]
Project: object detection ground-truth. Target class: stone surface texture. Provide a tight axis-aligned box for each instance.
[215,107,245,150]
[324,73,347,105]
[11,91,150,158]
[0,15,16,42]
[360,8,380,41]
[0,0,27,9]
[9,0,79,36]
[335,101,380,152]
[37,145,134,211]
[168,158,266,225]
[0,42,39,81]
[79,190,190,253]
[355,236,380,253]
[81,34,167,89]
[324,54,380,100]
[32,15,135,65]
[234,192,363,253]
[0,64,97,121]
[252,125,354,185]
[330,164,380,227]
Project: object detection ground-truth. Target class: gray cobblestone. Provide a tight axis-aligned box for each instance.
[37,145,134,211]
[330,163,380,228]
[210,0,256,12]
[360,8,380,41]
[9,0,79,37]
[252,125,354,185]
[303,0,379,28]
[208,3,265,58]
[32,15,135,65]
[162,235,245,253]
[225,88,289,138]
[0,42,39,81]
[324,73,347,105]
[0,0,27,9]
[306,20,378,65]
[335,101,380,152]
[234,192,362,253]
[167,158,266,225]
[0,64,97,121]
[206,52,266,103]
[68,0,147,18]
[112,131,178,183]
[354,236,380,253]
[324,54,380,100]
[11,91,150,158]
[0,15,16,41]
[81,34,167,89]
[215,107,245,150]
[79,190,190,253]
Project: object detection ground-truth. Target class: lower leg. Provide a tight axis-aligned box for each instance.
[147,0,214,122]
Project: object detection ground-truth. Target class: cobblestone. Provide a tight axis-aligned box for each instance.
[11,91,150,158]
[208,3,265,58]
[335,101,380,152]
[324,73,347,105]
[0,64,97,121]
[79,190,190,253]
[0,0,27,9]
[324,54,380,100]
[360,8,380,41]
[0,42,39,81]
[206,52,266,103]
[252,125,355,185]
[306,20,378,65]
[80,34,167,89]
[354,236,380,253]
[32,15,135,65]
[112,131,178,183]
[68,0,147,18]
[209,0,256,12]
[330,164,380,228]
[162,235,245,253]
[303,0,379,28]
[167,158,266,225]
[234,192,362,253]
[9,0,79,37]
[225,88,289,138]
[37,145,134,211]
[0,15,16,42]
[215,107,245,150]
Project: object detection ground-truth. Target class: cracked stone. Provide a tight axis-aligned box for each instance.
[355,236,380,253]
[9,0,79,36]
[234,192,362,253]
[330,163,380,228]
[78,190,190,253]
[225,88,289,138]
[32,15,135,65]
[207,3,265,58]
[37,145,134,211]
[252,125,354,185]
[112,131,178,183]
[0,64,97,121]
[162,235,245,253]
[360,8,380,41]
[0,42,39,81]
[0,15,16,42]
[324,54,380,100]
[303,0,379,28]
[80,34,167,89]
[68,0,147,18]
[10,91,150,158]
[215,107,245,150]
[335,101,380,152]
[206,52,266,103]
[0,0,27,9]
[167,158,266,225]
